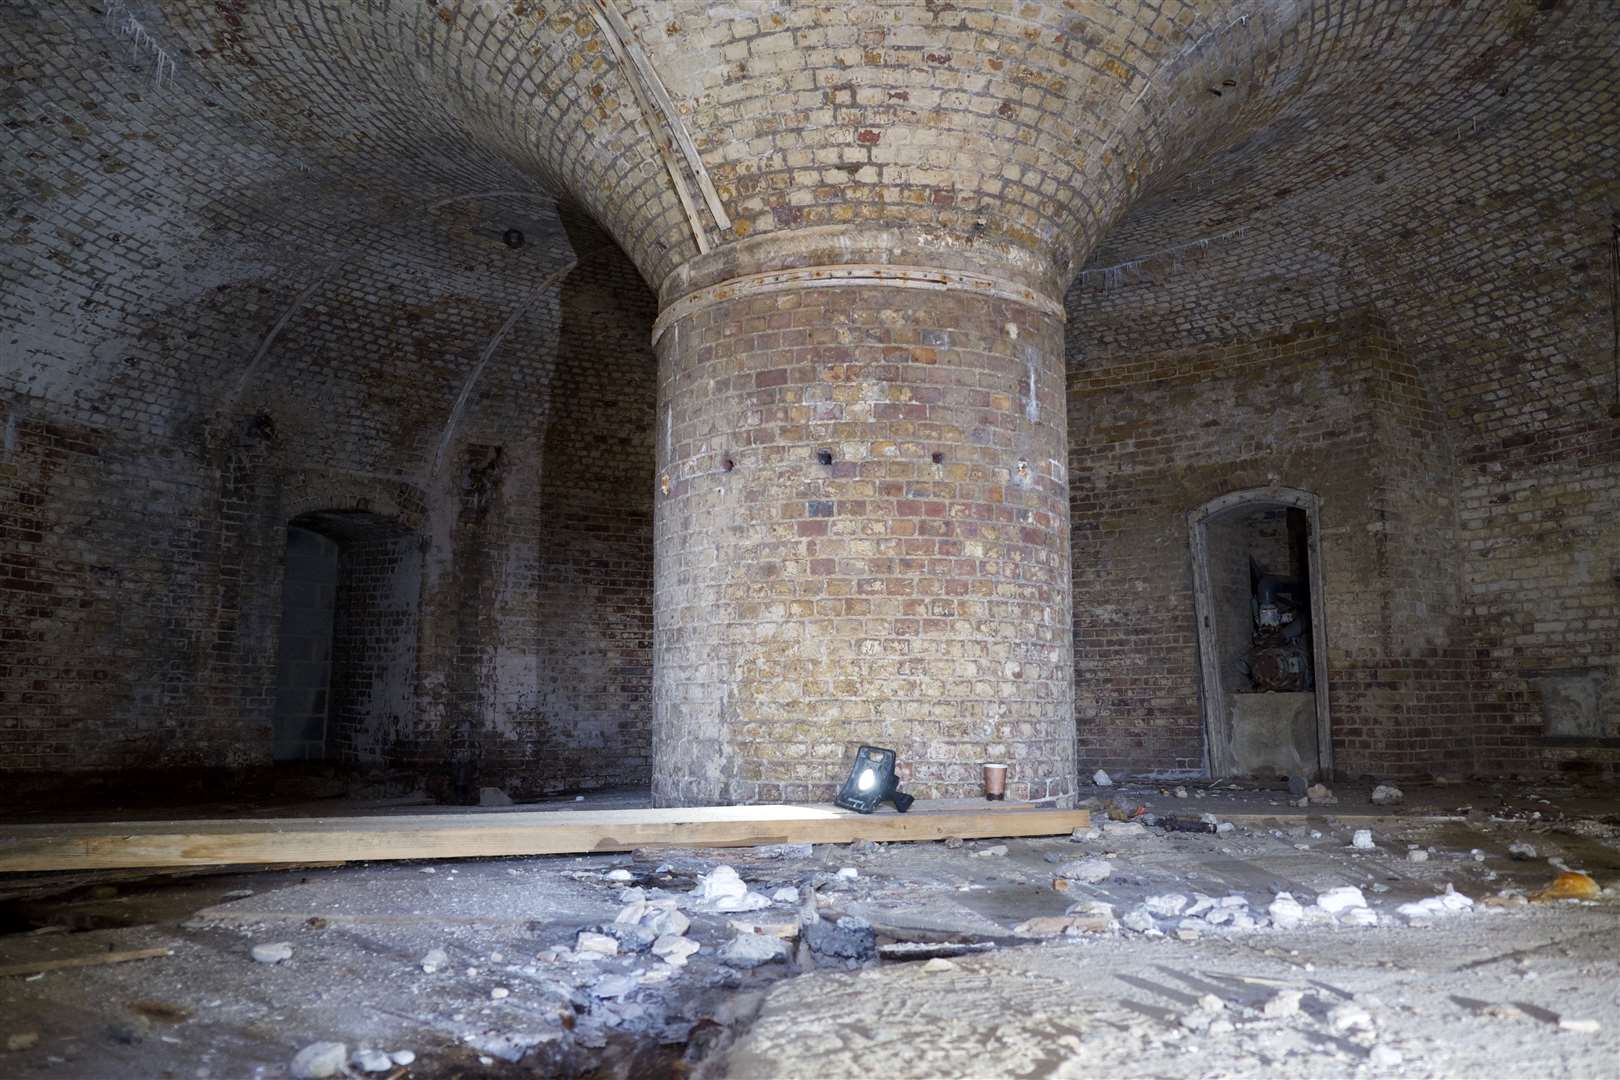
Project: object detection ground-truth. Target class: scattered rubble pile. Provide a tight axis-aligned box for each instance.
[3,780,1615,1077]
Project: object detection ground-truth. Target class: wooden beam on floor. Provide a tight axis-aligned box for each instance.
[0,802,1089,873]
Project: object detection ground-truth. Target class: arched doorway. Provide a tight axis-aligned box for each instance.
[1188,487,1332,781]
[270,510,420,765]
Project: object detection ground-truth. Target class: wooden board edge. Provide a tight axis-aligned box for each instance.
[0,809,1089,873]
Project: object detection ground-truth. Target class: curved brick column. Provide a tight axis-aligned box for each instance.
[651,251,1074,806]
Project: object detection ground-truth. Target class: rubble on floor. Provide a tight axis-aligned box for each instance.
[0,779,1614,1077]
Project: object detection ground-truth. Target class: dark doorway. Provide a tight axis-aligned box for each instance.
[270,511,420,765]
[1190,488,1332,781]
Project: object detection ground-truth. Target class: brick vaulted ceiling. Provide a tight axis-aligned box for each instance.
[4,1,1617,462]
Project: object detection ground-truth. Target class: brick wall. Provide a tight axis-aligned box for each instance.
[1069,311,1473,781]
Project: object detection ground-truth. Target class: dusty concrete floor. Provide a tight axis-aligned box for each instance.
[0,779,1616,1079]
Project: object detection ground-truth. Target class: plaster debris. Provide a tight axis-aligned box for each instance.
[1352,829,1376,850]
[604,868,633,882]
[1144,893,1188,917]
[971,844,1008,858]
[1314,885,1368,916]
[1120,907,1158,934]
[921,957,957,972]
[1093,770,1113,786]
[420,947,449,974]
[1263,990,1303,1018]
[1307,783,1337,804]
[1397,887,1475,921]
[1268,892,1305,929]
[651,934,700,966]
[390,1050,416,1066]
[772,886,800,903]
[1053,858,1113,889]
[1329,1003,1375,1032]
[1507,841,1537,861]
[490,987,510,1000]
[1558,1018,1601,1034]
[692,865,748,902]
[576,931,619,956]
[836,867,859,880]
[478,787,513,806]
[290,1042,349,1079]
[1408,848,1430,863]
[1370,783,1404,805]
[1369,1044,1403,1067]
[1070,827,1100,841]
[250,942,292,964]
[351,1048,393,1073]
[1173,786,1188,798]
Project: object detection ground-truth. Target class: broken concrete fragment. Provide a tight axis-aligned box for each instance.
[1093,769,1113,786]
[1342,908,1379,927]
[971,844,1008,858]
[1314,885,1368,915]
[1352,829,1375,850]
[1408,848,1430,863]
[478,787,512,806]
[719,932,789,969]
[390,1050,416,1067]
[1198,993,1226,1013]
[250,942,292,964]
[835,867,859,880]
[1120,907,1157,934]
[1507,841,1537,861]
[290,1042,349,1080]
[651,934,700,966]
[921,957,956,973]
[1144,893,1188,917]
[771,886,800,903]
[1370,784,1404,805]
[7,1033,40,1052]
[576,931,619,957]
[1329,1003,1374,1032]
[1052,857,1112,891]
[1307,783,1337,804]
[1368,1044,1403,1067]
[1397,888,1474,921]
[604,868,633,882]
[1268,892,1305,929]
[691,865,748,902]
[804,916,877,960]
[420,947,449,974]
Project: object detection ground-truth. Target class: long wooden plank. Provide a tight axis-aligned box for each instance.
[0,947,173,978]
[0,804,1089,873]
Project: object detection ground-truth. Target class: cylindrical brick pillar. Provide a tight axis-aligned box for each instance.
[651,253,1074,807]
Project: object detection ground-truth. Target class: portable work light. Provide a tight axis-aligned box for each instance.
[834,745,915,814]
